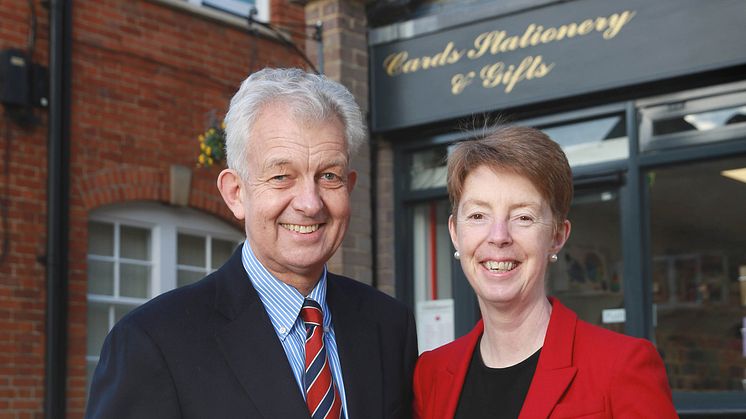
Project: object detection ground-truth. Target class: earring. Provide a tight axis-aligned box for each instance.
[454,251,460,260]
[549,254,558,263]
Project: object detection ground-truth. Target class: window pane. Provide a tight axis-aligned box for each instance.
[204,0,254,17]
[119,263,150,298]
[114,305,135,323]
[86,304,109,357]
[87,260,114,296]
[120,226,150,260]
[412,200,453,302]
[178,233,205,267]
[542,115,628,167]
[548,189,624,333]
[178,269,205,288]
[410,146,448,190]
[653,104,746,136]
[88,221,113,256]
[649,155,746,391]
[211,239,236,269]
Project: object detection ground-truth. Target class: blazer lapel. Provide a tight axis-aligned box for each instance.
[519,298,578,419]
[440,322,483,418]
[327,274,383,419]
[213,247,309,419]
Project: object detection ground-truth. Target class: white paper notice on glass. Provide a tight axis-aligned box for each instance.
[416,299,455,354]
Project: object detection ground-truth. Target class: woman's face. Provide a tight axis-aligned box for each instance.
[449,166,570,308]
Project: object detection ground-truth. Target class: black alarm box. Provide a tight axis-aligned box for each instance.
[0,48,30,107]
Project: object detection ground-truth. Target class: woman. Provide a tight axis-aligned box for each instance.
[413,126,677,419]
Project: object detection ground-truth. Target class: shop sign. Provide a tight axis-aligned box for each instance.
[370,0,746,131]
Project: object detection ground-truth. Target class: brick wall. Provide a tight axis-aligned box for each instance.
[0,0,306,417]
[0,0,51,417]
[305,0,372,285]
[374,138,397,296]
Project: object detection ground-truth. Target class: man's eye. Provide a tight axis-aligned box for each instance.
[321,173,340,181]
[271,174,288,181]
[467,213,484,220]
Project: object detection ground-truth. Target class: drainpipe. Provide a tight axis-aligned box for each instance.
[45,0,72,417]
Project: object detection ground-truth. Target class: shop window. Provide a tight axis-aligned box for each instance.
[410,145,449,190]
[411,199,454,352]
[540,114,628,167]
[412,200,453,303]
[188,0,269,21]
[548,188,624,333]
[648,155,746,392]
[653,105,746,136]
[639,81,746,152]
[86,203,242,394]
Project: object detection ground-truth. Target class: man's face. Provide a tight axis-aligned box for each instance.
[237,102,356,288]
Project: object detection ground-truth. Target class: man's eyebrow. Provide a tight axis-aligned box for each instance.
[321,158,348,170]
[262,158,291,171]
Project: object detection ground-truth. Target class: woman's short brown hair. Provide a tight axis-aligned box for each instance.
[447,125,573,230]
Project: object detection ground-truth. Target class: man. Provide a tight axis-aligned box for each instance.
[86,68,418,418]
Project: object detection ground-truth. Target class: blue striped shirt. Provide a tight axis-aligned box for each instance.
[241,241,348,418]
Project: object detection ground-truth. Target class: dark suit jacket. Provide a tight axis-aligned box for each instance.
[86,245,418,418]
[413,298,677,419]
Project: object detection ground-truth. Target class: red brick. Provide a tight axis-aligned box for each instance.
[0,0,305,417]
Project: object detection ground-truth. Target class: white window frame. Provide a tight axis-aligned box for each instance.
[187,0,270,21]
[86,202,243,386]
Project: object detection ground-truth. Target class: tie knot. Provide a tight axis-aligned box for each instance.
[301,298,324,326]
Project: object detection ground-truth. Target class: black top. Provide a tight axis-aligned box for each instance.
[454,338,541,419]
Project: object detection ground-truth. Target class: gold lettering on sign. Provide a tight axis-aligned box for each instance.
[466,10,635,58]
[451,71,477,95]
[383,9,637,98]
[383,10,636,77]
[477,55,554,94]
[383,42,464,76]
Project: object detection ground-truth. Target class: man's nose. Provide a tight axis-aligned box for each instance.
[292,178,324,215]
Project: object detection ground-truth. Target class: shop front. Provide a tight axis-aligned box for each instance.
[369,0,746,415]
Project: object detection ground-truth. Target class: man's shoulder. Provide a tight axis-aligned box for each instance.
[118,271,220,333]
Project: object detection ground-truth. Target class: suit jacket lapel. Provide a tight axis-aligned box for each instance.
[213,247,309,419]
[327,273,383,419]
[519,298,578,419]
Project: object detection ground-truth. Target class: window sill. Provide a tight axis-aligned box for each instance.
[147,0,278,39]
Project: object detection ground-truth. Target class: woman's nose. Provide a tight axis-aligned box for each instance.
[487,219,513,247]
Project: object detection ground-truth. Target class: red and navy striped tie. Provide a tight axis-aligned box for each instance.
[301,298,342,419]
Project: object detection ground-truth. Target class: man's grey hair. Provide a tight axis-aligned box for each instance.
[224,68,367,179]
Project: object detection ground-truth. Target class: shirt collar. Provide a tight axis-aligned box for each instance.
[241,240,331,340]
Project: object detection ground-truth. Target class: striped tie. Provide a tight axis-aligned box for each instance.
[301,298,342,419]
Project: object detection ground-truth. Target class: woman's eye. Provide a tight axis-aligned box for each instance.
[514,215,535,225]
[467,213,484,220]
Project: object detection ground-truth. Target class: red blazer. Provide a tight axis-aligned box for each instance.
[413,298,678,419]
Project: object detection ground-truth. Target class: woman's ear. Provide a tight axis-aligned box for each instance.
[217,169,246,221]
[448,214,459,253]
[551,219,571,255]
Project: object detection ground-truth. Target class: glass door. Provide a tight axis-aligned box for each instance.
[548,185,625,333]
[647,155,746,392]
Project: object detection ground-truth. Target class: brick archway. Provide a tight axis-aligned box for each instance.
[74,164,237,226]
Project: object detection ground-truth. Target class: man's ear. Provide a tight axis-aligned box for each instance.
[346,169,358,193]
[217,169,246,221]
